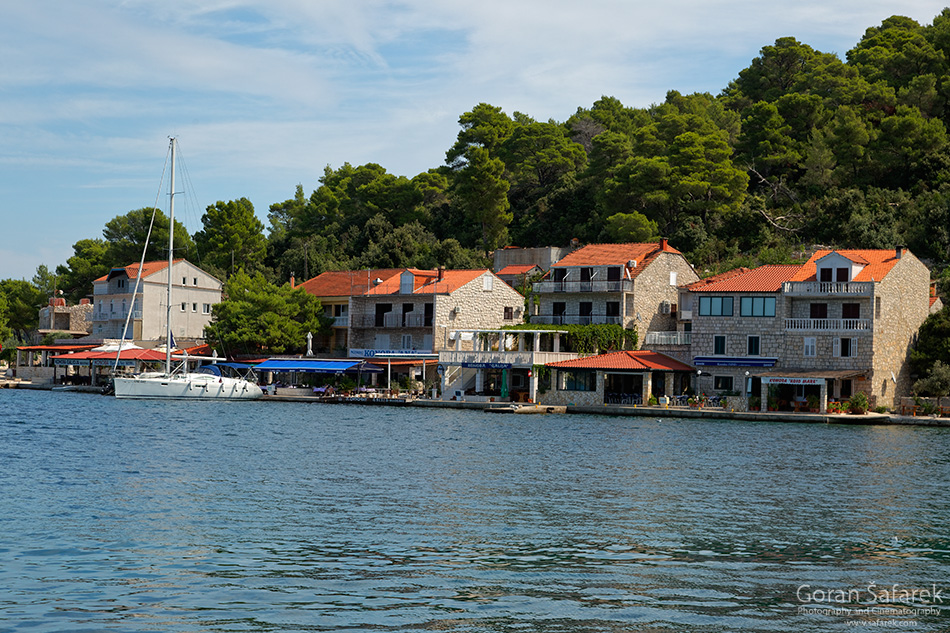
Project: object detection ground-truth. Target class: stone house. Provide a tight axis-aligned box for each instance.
[531,240,699,347]
[90,259,222,344]
[684,247,933,411]
[347,268,526,356]
[296,269,403,355]
[38,297,93,336]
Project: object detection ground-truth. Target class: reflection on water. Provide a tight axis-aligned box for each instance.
[1,390,948,632]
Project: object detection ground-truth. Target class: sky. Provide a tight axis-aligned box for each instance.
[2,0,948,283]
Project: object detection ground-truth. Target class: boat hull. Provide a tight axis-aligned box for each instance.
[114,373,263,400]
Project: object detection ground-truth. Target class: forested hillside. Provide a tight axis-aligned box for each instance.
[4,10,950,346]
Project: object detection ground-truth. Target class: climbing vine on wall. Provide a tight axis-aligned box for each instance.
[502,323,637,354]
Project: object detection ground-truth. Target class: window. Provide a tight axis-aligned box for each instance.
[747,336,760,356]
[504,306,514,320]
[117,278,126,289]
[875,297,882,318]
[842,303,860,319]
[559,369,596,391]
[180,302,187,312]
[202,303,211,314]
[714,376,734,391]
[670,271,678,286]
[193,277,198,286]
[810,303,828,319]
[553,302,566,316]
[698,296,734,316]
[714,335,726,355]
[740,296,776,317]
[579,302,592,317]
[820,268,833,282]
[606,301,620,317]
[182,277,187,285]
[834,337,855,358]
[804,337,816,357]
[580,267,593,282]
[483,275,493,291]
[836,268,849,282]
[192,303,198,312]
[401,334,413,349]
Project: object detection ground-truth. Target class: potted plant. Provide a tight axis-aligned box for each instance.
[848,392,869,415]
[748,395,761,411]
[648,394,658,406]
[806,394,820,413]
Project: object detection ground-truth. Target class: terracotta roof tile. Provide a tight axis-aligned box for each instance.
[365,269,490,295]
[686,265,800,293]
[95,260,182,282]
[547,350,694,372]
[297,269,403,297]
[496,264,541,276]
[789,249,904,283]
[551,242,673,269]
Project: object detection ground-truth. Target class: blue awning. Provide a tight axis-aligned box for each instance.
[693,356,778,367]
[254,359,382,373]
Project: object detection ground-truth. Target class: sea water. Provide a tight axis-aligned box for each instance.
[1,389,948,632]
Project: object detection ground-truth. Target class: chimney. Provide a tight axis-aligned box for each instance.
[290,273,295,289]
[660,237,669,251]
[895,245,903,259]
[438,266,445,282]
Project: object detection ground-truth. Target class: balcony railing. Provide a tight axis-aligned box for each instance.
[784,318,872,331]
[329,315,349,327]
[439,350,582,367]
[93,310,142,322]
[350,314,433,328]
[532,280,633,294]
[644,331,692,346]
[532,314,623,325]
[782,281,874,296]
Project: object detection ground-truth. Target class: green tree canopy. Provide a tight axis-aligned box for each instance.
[194,197,267,278]
[206,270,331,357]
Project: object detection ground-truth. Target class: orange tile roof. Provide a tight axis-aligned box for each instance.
[298,269,403,297]
[365,269,489,296]
[496,264,542,276]
[549,241,684,281]
[548,350,694,372]
[94,260,184,282]
[789,249,903,283]
[686,265,800,293]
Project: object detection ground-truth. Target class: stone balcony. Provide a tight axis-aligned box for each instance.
[784,318,872,331]
[782,281,874,296]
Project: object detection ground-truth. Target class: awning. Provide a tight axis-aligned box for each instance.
[253,359,383,373]
[694,356,778,367]
[752,368,868,385]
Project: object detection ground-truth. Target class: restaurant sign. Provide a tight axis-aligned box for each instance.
[761,376,824,385]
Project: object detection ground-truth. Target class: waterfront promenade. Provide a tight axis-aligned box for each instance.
[6,379,949,427]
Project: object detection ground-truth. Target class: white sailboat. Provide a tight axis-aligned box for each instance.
[113,138,263,400]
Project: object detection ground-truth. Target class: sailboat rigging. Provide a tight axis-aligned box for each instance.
[112,138,263,400]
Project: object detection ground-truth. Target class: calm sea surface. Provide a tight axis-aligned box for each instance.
[1,389,948,632]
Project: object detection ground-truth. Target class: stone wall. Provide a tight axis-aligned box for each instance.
[539,369,604,407]
[630,251,700,341]
[872,254,932,408]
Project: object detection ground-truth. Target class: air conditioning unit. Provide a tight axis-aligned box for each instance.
[660,300,671,314]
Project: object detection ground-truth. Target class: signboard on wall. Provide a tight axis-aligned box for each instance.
[761,376,824,385]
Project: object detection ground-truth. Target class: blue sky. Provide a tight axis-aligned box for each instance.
[2,0,947,282]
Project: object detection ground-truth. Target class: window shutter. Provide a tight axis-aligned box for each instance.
[833,338,841,357]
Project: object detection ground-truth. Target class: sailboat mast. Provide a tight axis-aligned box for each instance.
[166,137,176,374]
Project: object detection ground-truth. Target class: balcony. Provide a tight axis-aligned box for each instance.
[329,315,349,327]
[93,310,142,322]
[439,349,582,367]
[782,281,874,296]
[644,331,692,346]
[784,318,872,331]
[532,314,622,325]
[351,314,432,328]
[532,280,633,294]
